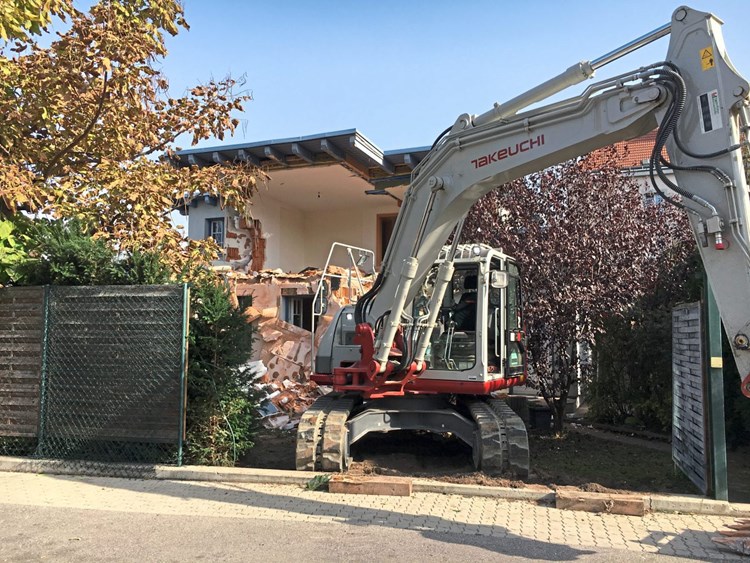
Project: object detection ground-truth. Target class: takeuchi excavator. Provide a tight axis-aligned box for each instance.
[297,6,750,477]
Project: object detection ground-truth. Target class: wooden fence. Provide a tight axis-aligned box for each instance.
[0,287,45,438]
[0,285,188,464]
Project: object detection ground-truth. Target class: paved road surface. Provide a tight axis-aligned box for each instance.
[0,473,744,561]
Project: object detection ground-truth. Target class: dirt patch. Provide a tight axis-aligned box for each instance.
[239,426,702,496]
[241,428,296,470]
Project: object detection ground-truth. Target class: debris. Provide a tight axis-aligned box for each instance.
[713,518,750,555]
[230,266,374,428]
[257,401,279,419]
[263,414,290,429]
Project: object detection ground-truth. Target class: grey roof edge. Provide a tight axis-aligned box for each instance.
[175,130,432,163]
[176,128,360,156]
[384,146,431,156]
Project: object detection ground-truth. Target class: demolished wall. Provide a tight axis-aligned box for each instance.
[228,266,373,428]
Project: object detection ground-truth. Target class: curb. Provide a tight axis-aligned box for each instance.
[412,479,555,504]
[1,456,749,517]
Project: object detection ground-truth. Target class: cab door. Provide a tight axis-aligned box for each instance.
[489,260,525,376]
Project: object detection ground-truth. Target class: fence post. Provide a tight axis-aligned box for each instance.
[705,278,728,501]
[177,283,190,466]
[35,285,51,457]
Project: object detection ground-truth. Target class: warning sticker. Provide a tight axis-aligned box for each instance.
[700,46,715,71]
[698,90,723,133]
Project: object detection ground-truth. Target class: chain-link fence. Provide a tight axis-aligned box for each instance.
[0,285,188,477]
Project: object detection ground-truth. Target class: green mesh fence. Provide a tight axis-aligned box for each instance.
[0,285,188,476]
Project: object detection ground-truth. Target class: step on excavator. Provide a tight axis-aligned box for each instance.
[298,6,750,478]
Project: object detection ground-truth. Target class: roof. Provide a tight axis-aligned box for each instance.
[176,128,662,185]
[589,130,663,170]
[175,129,431,186]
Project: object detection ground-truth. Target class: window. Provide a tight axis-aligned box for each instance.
[376,214,397,266]
[237,295,252,311]
[283,295,314,332]
[206,218,225,246]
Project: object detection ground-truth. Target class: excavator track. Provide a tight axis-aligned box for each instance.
[464,397,529,479]
[295,393,358,472]
[487,398,530,478]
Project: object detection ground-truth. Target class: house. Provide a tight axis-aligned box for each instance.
[174,129,428,273]
[594,130,677,203]
[174,130,428,416]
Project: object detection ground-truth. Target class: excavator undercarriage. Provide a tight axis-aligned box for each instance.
[295,394,530,478]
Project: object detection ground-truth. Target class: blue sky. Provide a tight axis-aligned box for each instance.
[159,1,750,151]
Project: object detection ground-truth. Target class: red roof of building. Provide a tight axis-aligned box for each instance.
[588,130,663,169]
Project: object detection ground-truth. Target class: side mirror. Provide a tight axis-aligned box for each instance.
[313,282,329,316]
[490,271,508,289]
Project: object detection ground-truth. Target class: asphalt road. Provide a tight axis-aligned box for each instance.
[3,503,676,563]
[0,473,743,562]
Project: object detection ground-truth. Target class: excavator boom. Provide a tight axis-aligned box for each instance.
[358,6,750,395]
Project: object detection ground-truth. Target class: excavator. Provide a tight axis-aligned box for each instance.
[297,6,750,478]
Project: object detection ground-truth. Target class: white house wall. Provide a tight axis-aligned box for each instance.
[301,203,396,270]
[248,188,398,272]
[185,200,225,241]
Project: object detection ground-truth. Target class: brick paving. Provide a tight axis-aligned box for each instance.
[0,472,745,560]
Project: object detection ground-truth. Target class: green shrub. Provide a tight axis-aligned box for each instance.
[587,250,703,432]
[13,219,125,285]
[0,219,25,285]
[184,277,261,465]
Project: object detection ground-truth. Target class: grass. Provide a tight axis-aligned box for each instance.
[529,430,699,494]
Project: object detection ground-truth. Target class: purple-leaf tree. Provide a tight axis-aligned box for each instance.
[463,146,693,432]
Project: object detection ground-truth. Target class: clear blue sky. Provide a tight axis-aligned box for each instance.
[159,1,750,151]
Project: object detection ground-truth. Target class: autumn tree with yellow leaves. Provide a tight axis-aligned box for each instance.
[0,0,263,272]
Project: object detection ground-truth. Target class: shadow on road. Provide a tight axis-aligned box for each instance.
[48,474,596,561]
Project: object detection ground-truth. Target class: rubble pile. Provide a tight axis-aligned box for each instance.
[230,266,373,429]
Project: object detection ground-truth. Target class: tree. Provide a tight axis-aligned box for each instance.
[463,147,693,432]
[0,0,72,42]
[186,278,260,466]
[0,0,264,272]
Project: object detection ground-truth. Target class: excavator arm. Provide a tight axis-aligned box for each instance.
[357,6,750,395]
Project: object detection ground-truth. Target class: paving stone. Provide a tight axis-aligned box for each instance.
[2,472,748,560]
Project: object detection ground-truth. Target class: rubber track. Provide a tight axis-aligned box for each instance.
[319,395,358,472]
[295,394,358,472]
[465,398,530,479]
[487,398,530,479]
[466,400,507,475]
[295,394,336,471]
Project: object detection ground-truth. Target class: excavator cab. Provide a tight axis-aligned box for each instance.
[421,244,526,380]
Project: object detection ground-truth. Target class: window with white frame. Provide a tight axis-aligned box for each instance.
[283,295,314,332]
[206,218,225,246]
